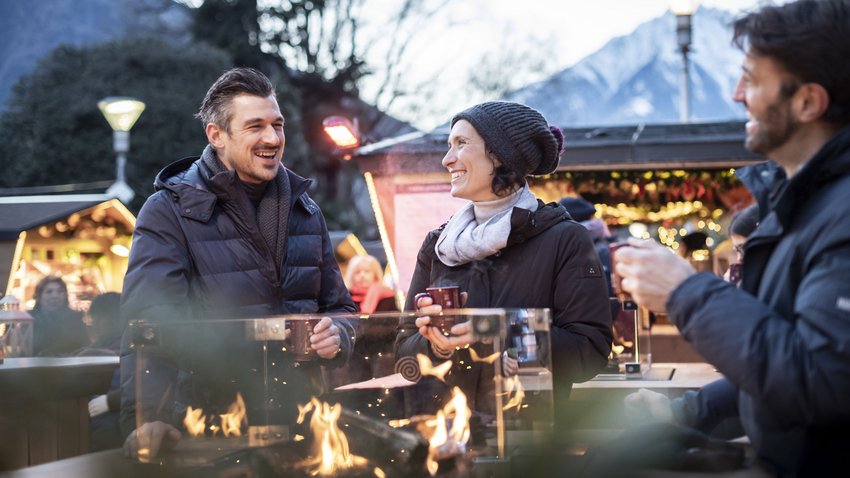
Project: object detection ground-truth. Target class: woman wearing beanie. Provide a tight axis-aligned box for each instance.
[395,101,613,422]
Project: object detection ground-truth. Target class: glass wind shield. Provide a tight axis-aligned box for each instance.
[127,308,553,476]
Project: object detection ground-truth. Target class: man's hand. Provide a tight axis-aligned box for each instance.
[88,394,109,417]
[613,239,696,313]
[414,293,472,355]
[624,388,675,425]
[311,317,342,359]
[123,421,181,463]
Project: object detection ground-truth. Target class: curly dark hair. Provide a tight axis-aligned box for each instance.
[195,67,276,133]
[732,0,850,127]
[486,147,526,197]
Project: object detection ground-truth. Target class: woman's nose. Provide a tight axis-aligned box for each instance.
[441,150,455,168]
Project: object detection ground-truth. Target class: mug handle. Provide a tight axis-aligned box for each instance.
[413,292,432,311]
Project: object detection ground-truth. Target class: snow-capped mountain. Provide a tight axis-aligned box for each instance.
[505,7,746,126]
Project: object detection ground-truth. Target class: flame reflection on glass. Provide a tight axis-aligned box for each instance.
[416,353,452,382]
[502,376,526,412]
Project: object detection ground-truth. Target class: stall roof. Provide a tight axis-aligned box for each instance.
[0,194,132,241]
[354,120,765,173]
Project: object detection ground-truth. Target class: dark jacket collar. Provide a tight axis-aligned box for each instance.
[506,200,570,247]
[737,125,850,227]
[152,150,314,222]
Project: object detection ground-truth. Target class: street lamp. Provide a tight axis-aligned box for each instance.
[98,97,145,204]
[670,0,699,123]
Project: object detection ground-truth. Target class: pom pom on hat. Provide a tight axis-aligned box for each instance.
[452,101,562,176]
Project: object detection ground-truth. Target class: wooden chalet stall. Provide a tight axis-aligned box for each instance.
[0,194,136,311]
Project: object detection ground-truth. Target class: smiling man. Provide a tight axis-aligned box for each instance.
[614,0,850,474]
[118,68,355,461]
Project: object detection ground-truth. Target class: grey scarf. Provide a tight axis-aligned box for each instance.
[435,185,538,266]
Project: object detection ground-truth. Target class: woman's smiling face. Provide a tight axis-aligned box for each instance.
[442,120,501,202]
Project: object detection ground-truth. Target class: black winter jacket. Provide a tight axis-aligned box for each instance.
[396,201,612,412]
[119,155,355,435]
[667,126,850,476]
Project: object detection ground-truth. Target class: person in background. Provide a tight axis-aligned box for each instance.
[344,255,397,314]
[397,101,612,420]
[723,203,759,284]
[614,1,850,473]
[30,275,89,356]
[78,292,124,451]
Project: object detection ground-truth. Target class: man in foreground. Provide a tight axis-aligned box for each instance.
[615,0,850,474]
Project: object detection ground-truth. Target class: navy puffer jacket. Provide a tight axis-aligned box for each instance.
[667,125,850,476]
[119,155,355,436]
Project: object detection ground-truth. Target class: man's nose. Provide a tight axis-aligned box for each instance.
[732,77,746,105]
[262,125,281,145]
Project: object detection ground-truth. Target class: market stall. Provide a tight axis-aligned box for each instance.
[0,194,136,311]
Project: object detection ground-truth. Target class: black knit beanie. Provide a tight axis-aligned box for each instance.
[451,101,563,176]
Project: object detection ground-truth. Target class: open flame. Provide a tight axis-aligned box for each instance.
[219,392,247,437]
[419,387,471,476]
[416,353,452,382]
[296,397,376,476]
[183,392,247,438]
[183,406,206,437]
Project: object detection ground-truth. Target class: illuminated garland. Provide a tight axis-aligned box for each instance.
[529,168,750,225]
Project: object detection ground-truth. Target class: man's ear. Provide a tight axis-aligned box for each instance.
[206,123,225,148]
[795,83,831,123]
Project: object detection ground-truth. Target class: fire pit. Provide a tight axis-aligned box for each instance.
[127,309,555,476]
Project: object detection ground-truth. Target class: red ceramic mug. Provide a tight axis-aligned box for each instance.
[289,317,321,361]
[415,286,461,336]
[728,263,743,284]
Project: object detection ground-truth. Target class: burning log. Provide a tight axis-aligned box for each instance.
[337,408,430,472]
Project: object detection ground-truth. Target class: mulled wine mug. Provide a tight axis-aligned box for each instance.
[414,286,461,336]
[728,262,743,284]
[289,317,321,361]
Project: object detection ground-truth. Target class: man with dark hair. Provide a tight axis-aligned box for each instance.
[615,0,850,474]
[120,67,356,461]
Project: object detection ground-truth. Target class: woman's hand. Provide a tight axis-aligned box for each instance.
[414,293,472,355]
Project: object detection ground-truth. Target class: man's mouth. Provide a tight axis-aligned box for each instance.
[254,150,278,160]
[450,170,466,181]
